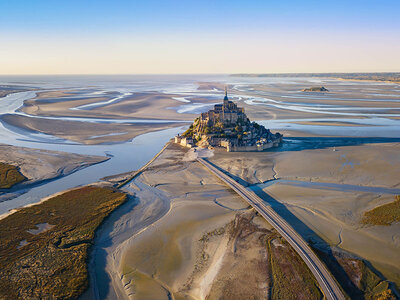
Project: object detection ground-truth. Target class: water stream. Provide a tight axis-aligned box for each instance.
[0,88,185,215]
[252,179,400,195]
[1,75,400,299]
[1,75,399,215]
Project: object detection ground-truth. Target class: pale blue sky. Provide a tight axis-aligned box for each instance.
[0,0,399,74]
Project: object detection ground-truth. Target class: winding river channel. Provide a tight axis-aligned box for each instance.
[1,75,400,216]
[1,75,400,298]
[0,85,187,215]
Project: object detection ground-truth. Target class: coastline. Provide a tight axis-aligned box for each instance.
[0,156,110,200]
[230,73,400,85]
[208,142,400,291]
[0,158,109,221]
[1,139,397,299]
[0,76,399,299]
[0,143,111,215]
[335,77,400,84]
[0,186,127,299]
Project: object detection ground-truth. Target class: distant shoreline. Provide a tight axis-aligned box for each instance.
[230,72,400,84]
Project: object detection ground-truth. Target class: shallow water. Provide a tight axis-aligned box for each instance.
[2,75,400,298]
[0,126,183,215]
[252,179,400,195]
[0,75,399,214]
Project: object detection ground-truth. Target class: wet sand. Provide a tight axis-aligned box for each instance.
[0,143,108,202]
[1,77,400,297]
[90,144,322,299]
[0,86,34,98]
[9,91,199,144]
[6,78,400,146]
[209,142,400,288]
[22,91,202,121]
[2,114,183,145]
[89,144,249,299]
[233,80,400,123]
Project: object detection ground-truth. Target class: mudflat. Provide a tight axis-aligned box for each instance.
[2,114,183,145]
[8,91,195,144]
[90,143,395,299]
[208,141,400,290]
[91,144,326,299]
[0,186,126,299]
[0,143,108,203]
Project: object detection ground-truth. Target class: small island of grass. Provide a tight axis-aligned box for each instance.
[362,195,400,226]
[0,186,127,299]
[0,162,26,189]
[301,86,329,92]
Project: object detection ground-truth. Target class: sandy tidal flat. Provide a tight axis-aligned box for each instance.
[209,142,400,289]
[0,144,108,201]
[2,114,183,145]
[91,144,322,300]
[22,90,201,121]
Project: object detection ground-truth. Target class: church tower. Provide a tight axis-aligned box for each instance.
[223,86,229,109]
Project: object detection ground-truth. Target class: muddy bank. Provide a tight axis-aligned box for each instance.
[1,114,183,145]
[0,186,126,300]
[209,142,400,290]
[91,143,323,299]
[0,143,109,202]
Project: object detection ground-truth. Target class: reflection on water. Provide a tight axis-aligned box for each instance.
[0,75,399,214]
[274,136,400,152]
[259,118,400,138]
[253,179,400,195]
[0,126,184,215]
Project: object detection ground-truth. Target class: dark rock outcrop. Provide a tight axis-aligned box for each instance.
[301,86,329,92]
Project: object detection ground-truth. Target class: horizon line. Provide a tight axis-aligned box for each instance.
[0,71,399,76]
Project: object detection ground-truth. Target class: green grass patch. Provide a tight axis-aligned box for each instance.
[362,195,400,226]
[0,162,26,189]
[311,246,397,299]
[267,236,322,300]
[0,186,127,299]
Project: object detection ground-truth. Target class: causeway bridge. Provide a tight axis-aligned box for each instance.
[197,157,345,300]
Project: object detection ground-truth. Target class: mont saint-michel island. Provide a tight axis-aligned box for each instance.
[1,81,400,300]
[1,1,400,299]
[175,89,282,151]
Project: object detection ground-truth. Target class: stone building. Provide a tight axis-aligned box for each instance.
[175,87,282,152]
[175,134,193,148]
[199,87,246,128]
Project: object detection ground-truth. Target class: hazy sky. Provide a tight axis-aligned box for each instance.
[0,0,399,74]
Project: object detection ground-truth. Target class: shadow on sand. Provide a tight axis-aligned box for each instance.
[251,185,363,298]
[86,194,140,299]
[272,136,400,152]
[87,136,400,299]
[205,134,400,299]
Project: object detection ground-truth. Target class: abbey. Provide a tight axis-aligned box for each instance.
[199,88,246,128]
[175,88,282,152]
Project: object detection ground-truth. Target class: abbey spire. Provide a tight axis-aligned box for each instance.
[175,86,282,152]
[224,86,229,101]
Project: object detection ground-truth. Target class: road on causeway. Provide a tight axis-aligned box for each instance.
[197,157,345,300]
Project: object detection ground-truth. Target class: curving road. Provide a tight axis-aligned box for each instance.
[197,157,345,300]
